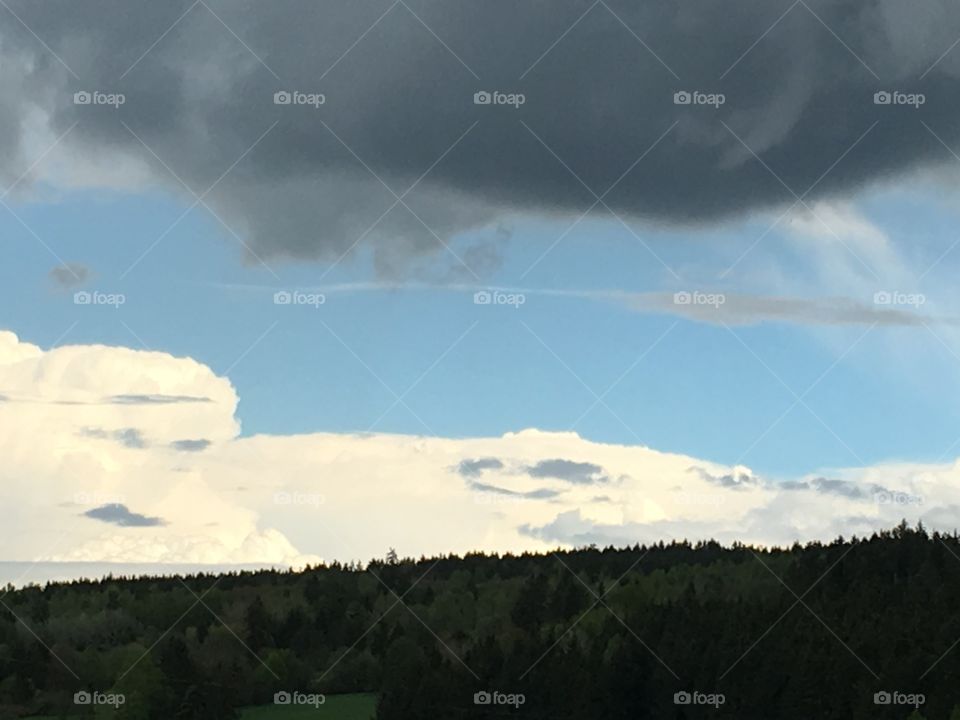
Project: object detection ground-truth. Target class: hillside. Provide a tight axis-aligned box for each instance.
[1,523,958,719]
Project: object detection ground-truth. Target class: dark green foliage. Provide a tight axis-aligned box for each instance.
[0,526,958,718]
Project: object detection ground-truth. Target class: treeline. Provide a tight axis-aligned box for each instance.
[1,522,959,718]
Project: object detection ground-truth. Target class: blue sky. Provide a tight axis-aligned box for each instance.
[5,180,960,479]
[7,0,960,568]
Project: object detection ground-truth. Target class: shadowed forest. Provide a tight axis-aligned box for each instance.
[1,523,958,719]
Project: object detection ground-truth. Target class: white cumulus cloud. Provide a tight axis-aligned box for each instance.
[1,329,958,570]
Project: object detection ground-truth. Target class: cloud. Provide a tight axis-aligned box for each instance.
[216,281,946,327]
[0,394,214,407]
[520,509,642,548]
[467,479,562,500]
[616,292,941,327]
[83,503,165,527]
[108,394,212,405]
[48,263,89,288]
[171,438,212,452]
[3,1,960,272]
[525,459,611,485]
[0,329,313,566]
[456,457,504,477]
[115,428,147,449]
[696,468,898,500]
[81,427,148,449]
[3,329,960,567]
[780,476,894,500]
[692,466,761,490]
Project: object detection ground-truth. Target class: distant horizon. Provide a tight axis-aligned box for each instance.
[0,561,287,589]
[2,519,948,588]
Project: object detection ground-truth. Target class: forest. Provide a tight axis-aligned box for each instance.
[0,522,958,719]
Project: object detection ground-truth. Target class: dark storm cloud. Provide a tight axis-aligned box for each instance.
[456,457,505,478]
[526,459,610,485]
[2,0,960,271]
[49,263,90,288]
[83,503,165,527]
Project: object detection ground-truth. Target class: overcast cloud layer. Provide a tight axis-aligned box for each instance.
[3,0,960,272]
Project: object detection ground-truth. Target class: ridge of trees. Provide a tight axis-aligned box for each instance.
[0,521,957,718]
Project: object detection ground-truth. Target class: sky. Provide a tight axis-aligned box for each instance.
[3,0,960,571]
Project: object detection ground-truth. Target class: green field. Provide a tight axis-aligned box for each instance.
[240,693,376,719]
